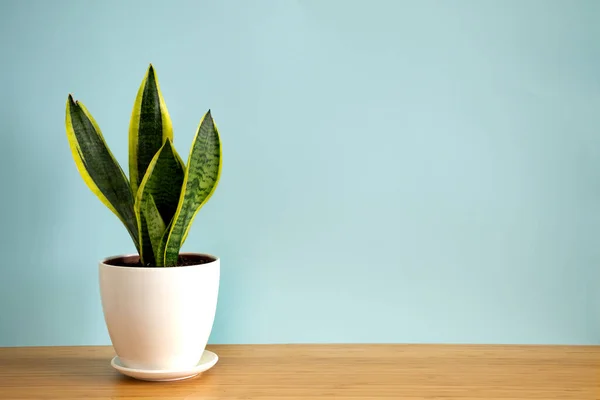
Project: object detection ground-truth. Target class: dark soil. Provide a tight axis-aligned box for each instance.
[104,253,216,268]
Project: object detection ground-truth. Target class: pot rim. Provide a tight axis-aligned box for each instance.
[99,252,219,269]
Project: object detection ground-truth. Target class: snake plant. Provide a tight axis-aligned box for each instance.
[65,64,222,267]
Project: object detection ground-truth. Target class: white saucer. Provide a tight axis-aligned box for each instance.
[111,350,219,382]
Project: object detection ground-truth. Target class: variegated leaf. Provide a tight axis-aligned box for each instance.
[129,64,174,196]
[163,110,221,266]
[135,138,185,265]
[65,95,140,251]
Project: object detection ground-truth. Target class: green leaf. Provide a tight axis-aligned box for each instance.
[157,220,172,267]
[141,194,166,266]
[137,215,155,265]
[135,138,185,265]
[65,95,140,252]
[129,64,173,196]
[163,110,222,266]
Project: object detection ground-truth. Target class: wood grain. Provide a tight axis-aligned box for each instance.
[0,344,598,399]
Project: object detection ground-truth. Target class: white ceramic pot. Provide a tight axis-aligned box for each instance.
[98,253,220,371]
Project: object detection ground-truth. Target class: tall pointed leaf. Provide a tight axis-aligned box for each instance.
[65,95,140,251]
[163,110,222,266]
[135,138,185,265]
[129,64,173,195]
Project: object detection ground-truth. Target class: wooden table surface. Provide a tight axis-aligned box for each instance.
[0,344,598,399]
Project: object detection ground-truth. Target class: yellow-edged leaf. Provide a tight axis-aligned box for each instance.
[65,94,139,251]
[129,64,173,196]
[163,110,222,266]
[135,138,185,265]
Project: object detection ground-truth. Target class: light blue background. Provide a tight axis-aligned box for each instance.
[1,0,599,346]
